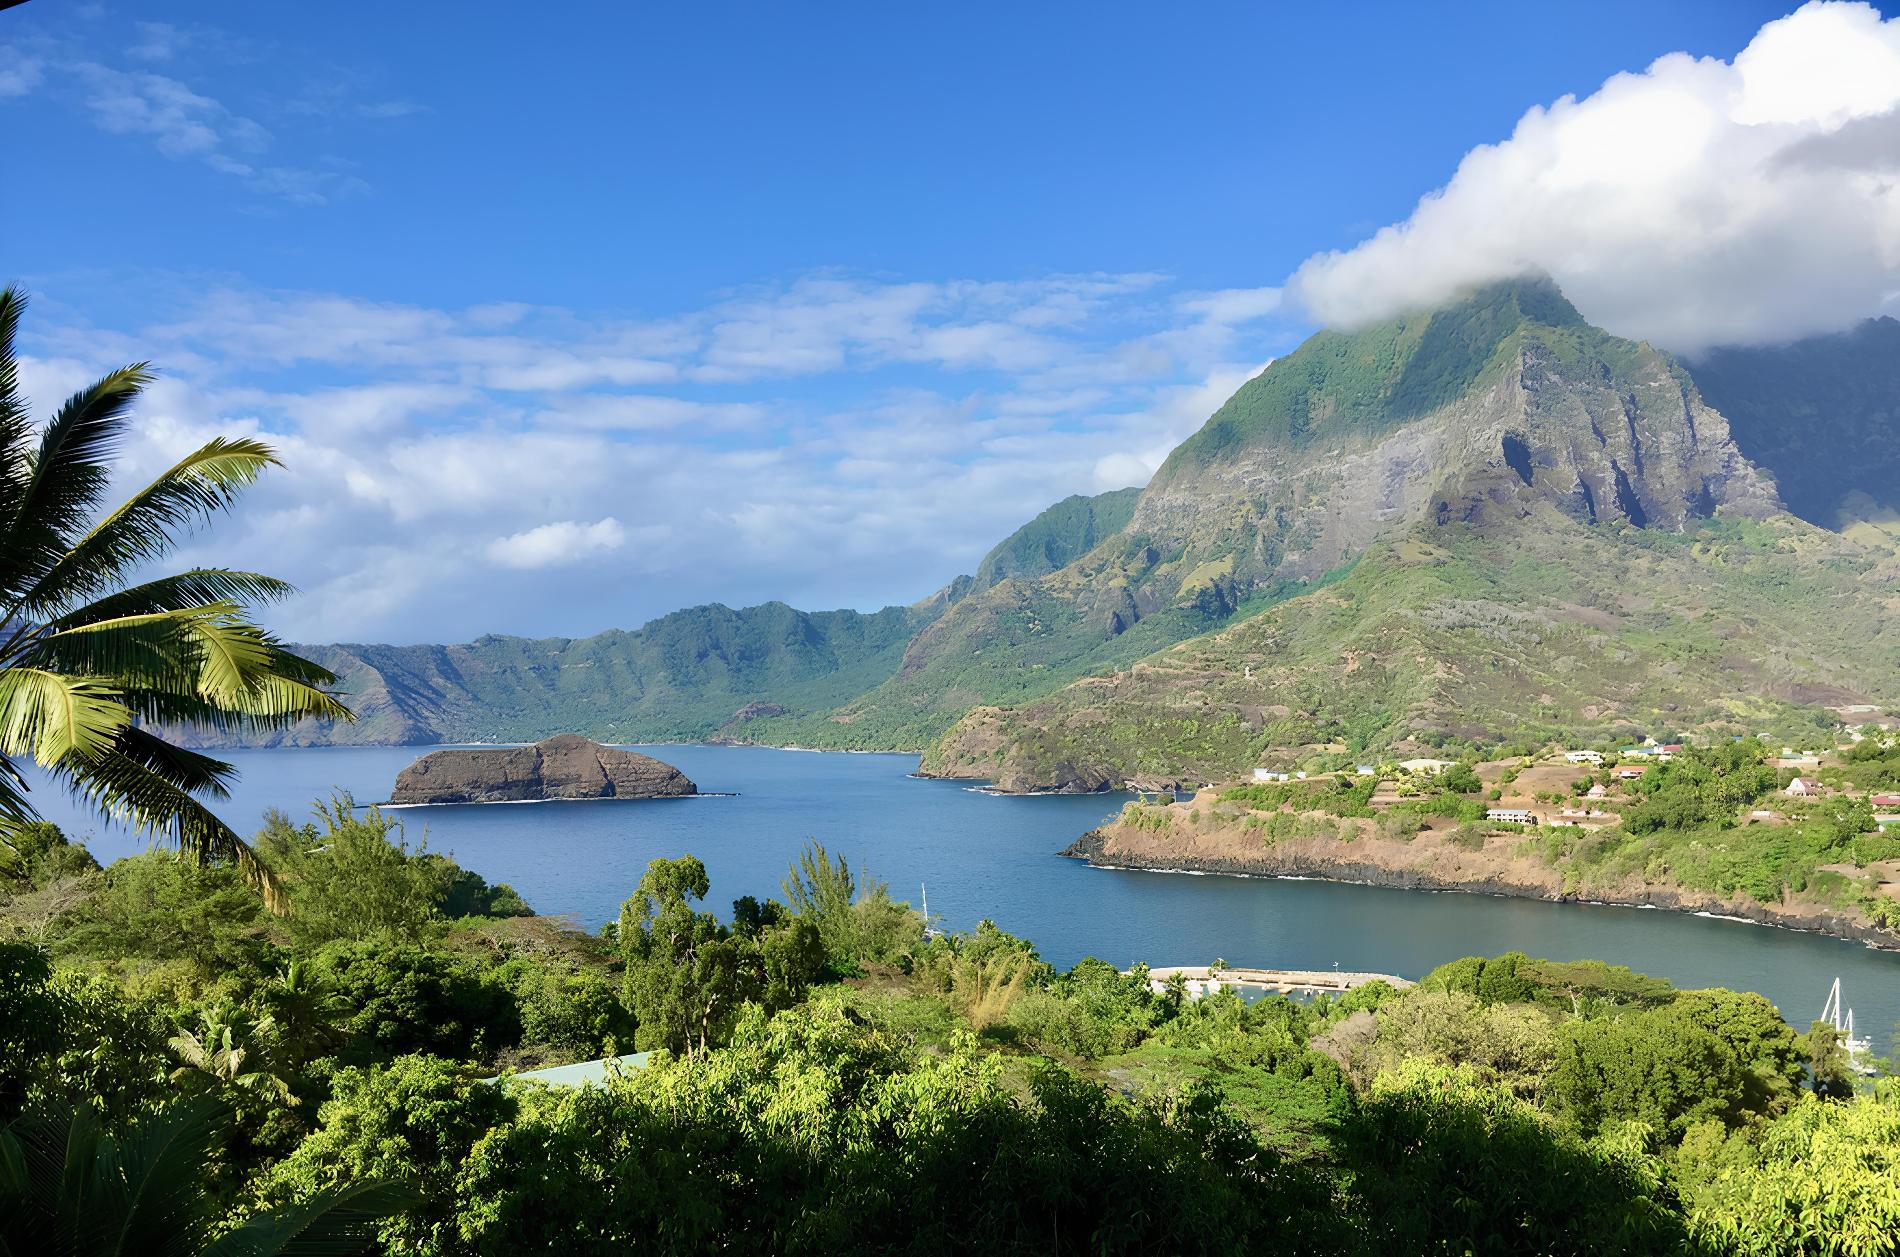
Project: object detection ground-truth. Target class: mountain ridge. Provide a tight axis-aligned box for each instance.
[187,280,1900,783]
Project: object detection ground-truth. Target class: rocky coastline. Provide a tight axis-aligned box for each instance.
[1060,826,1900,953]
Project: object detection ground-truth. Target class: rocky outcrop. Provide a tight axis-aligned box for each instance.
[1061,811,1900,952]
[391,734,695,804]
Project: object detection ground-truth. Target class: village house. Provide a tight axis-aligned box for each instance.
[1563,750,1603,765]
[1613,765,1648,780]
[1486,807,1537,825]
[1398,758,1455,776]
[1869,793,1900,809]
[1784,776,1824,798]
[1252,769,1291,783]
[1586,783,1609,800]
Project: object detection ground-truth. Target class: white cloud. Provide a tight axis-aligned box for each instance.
[1289,1,1900,352]
[12,266,1298,642]
[0,51,43,98]
[487,518,630,569]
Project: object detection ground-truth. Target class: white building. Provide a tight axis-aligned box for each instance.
[1563,750,1603,765]
[1252,768,1290,783]
[1487,808,1537,825]
[1785,777,1823,798]
[1398,758,1455,776]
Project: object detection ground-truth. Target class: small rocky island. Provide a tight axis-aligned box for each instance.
[390,733,696,805]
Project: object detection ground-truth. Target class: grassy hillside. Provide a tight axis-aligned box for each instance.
[924,509,1900,790]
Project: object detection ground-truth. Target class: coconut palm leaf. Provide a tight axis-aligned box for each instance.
[7,365,151,585]
[0,288,29,522]
[52,571,296,627]
[21,439,282,616]
[0,668,131,764]
[0,1096,406,1257]
[46,751,284,910]
[0,285,353,909]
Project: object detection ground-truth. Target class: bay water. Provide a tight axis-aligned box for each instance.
[23,742,1900,1050]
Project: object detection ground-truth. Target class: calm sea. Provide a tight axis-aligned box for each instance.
[21,743,1900,1049]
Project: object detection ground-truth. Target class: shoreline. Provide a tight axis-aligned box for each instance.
[1059,828,1900,954]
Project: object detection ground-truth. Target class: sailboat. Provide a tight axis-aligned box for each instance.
[1820,976,1877,1075]
[921,883,942,940]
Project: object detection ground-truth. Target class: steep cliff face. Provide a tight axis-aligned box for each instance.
[821,279,1791,750]
[1688,316,1900,528]
[389,734,695,804]
[1131,277,1778,594]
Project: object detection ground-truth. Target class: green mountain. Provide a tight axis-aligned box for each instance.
[195,279,1900,786]
[923,512,1900,790]
[179,601,938,748]
[1687,316,1900,528]
[970,487,1141,589]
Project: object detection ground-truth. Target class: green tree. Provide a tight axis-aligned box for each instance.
[256,801,448,949]
[1344,1059,1686,1254]
[618,855,749,1053]
[0,1092,407,1257]
[780,840,922,970]
[251,1056,511,1257]
[314,941,520,1064]
[0,288,349,908]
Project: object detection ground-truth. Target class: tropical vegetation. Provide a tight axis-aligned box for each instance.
[0,287,347,905]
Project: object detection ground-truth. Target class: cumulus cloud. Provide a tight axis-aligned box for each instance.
[10,269,1294,642]
[487,518,630,569]
[1290,1,1900,352]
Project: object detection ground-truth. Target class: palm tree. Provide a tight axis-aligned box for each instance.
[0,286,350,909]
[0,1093,410,1256]
[168,1009,296,1105]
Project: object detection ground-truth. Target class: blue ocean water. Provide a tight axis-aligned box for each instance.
[23,742,1900,1050]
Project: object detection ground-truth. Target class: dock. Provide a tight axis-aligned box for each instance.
[1138,965,1413,998]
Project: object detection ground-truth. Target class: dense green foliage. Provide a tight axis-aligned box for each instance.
[970,486,1142,590]
[931,508,1900,790]
[9,819,1900,1254]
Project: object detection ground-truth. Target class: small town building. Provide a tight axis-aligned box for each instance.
[1785,777,1823,797]
[1870,793,1900,808]
[1252,768,1290,783]
[1563,750,1603,765]
[1486,807,1536,825]
[1398,758,1455,775]
[1613,765,1648,780]
[1586,783,1609,799]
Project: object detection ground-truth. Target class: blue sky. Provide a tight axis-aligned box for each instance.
[5,1,1897,642]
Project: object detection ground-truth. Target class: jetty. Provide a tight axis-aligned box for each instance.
[1138,964,1413,998]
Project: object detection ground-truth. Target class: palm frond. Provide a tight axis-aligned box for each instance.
[0,667,130,764]
[38,607,349,724]
[110,726,236,800]
[21,439,282,615]
[5,363,152,589]
[48,751,286,911]
[202,1180,416,1257]
[0,286,31,514]
[50,569,297,629]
